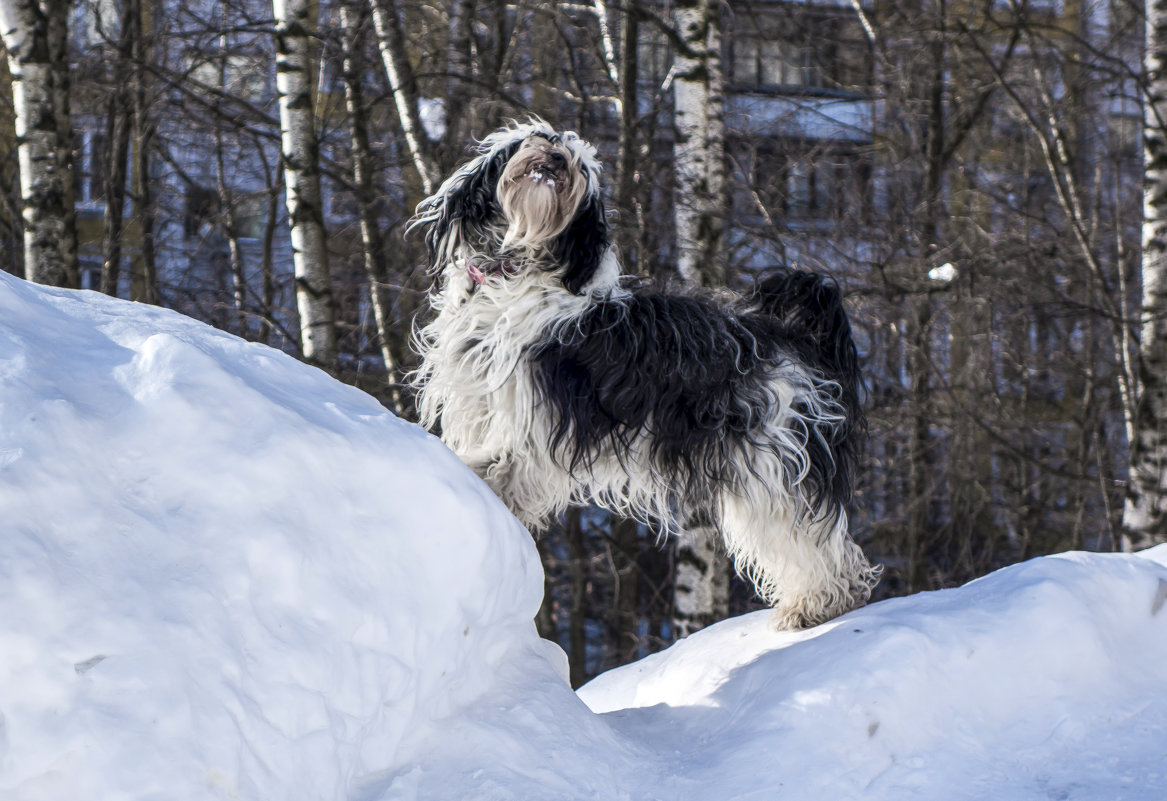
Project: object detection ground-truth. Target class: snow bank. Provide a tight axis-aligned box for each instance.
[0,272,553,799]
[580,546,1167,799]
[3,271,1166,801]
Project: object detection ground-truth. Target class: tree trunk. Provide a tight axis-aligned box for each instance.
[46,0,76,279]
[367,0,440,194]
[1123,0,1167,549]
[274,0,337,366]
[670,0,731,634]
[565,507,588,687]
[613,0,642,271]
[673,0,726,287]
[673,522,729,638]
[100,5,132,299]
[216,7,247,335]
[0,0,78,287]
[439,0,474,171]
[129,0,156,303]
[608,516,641,665]
[341,0,401,403]
[260,158,282,345]
[215,130,248,335]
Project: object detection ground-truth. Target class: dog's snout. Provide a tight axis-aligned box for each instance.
[547,151,567,169]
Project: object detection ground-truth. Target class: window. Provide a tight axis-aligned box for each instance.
[73,129,108,207]
[736,139,873,226]
[184,184,218,239]
[79,258,101,291]
[187,50,270,104]
[731,12,872,94]
[233,193,271,240]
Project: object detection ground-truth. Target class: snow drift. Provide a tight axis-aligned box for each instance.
[1,270,1165,800]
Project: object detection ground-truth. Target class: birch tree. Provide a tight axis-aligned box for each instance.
[367,0,439,194]
[0,0,78,286]
[274,0,337,365]
[671,0,731,635]
[673,0,726,286]
[1124,0,1167,549]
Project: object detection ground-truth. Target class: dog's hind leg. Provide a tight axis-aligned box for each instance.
[719,482,880,630]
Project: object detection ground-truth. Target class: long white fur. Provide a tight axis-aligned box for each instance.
[412,120,879,629]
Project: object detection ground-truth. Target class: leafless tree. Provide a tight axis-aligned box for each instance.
[274,0,337,365]
[0,0,78,286]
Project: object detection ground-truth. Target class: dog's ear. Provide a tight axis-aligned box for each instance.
[553,192,610,295]
[419,140,522,268]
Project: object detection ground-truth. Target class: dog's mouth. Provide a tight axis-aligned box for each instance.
[466,258,517,286]
[525,152,569,185]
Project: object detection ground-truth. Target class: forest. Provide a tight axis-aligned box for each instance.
[0,0,1162,686]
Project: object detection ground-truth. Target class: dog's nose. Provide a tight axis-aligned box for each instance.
[547,151,567,170]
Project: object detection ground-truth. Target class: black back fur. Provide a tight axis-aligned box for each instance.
[531,270,863,521]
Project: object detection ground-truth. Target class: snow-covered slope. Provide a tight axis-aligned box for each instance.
[2,271,1165,800]
[580,549,1167,799]
[0,272,554,799]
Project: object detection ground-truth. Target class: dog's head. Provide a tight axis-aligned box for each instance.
[412,119,610,294]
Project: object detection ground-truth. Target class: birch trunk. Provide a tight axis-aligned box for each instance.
[672,0,726,287]
[1123,0,1167,549]
[673,522,729,638]
[368,0,439,194]
[0,0,78,287]
[274,0,336,365]
[671,0,730,632]
[216,130,247,335]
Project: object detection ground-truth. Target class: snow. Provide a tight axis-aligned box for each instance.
[2,270,1166,800]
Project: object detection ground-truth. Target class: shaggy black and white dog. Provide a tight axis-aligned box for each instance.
[410,120,879,629]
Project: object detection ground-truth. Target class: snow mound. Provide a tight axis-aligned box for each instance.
[3,271,1166,800]
[0,273,553,798]
[579,546,1167,799]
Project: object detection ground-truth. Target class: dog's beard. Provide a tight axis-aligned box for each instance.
[496,144,587,252]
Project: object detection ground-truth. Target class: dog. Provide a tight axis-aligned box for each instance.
[409,119,880,629]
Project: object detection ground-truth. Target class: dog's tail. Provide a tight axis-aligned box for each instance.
[750,270,865,512]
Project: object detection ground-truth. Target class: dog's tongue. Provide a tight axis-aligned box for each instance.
[466,259,516,285]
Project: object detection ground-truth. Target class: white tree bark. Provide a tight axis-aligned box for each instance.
[0,0,78,287]
[368,0,440,194]
[273,0,337,365]
[670,0,731,633]
[673,523,730,638]
[1123,0,1167,549]
[673,0,726,287]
